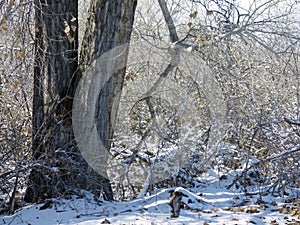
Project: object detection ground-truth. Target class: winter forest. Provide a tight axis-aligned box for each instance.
[1,0,300,224]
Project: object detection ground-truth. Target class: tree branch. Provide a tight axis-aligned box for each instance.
[284,117,300,126]
[157,0,179,42]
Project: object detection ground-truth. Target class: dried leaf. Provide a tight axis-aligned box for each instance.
[13,81,19,89]
[67,36,74,44]
[14,28,21,36]
[245,206,259,213]
[71,25,77,32]
[189,11,198,19]
[19,49,25,58]
[64,20,70,34]
[186,46,193,52]
[1,19,8,31]
[207,10,213,15]
[213,208,219,212]
[271,219,279,225]
[18,4,24,13]
[271,201,277,206]
[10,0,15,6]
[71,17,77,22]
[236,58,243,63]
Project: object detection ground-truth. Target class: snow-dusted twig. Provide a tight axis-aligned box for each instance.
[284,117,300,126]
[227,147,300,190]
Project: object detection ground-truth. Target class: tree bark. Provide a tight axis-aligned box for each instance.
[25,0,82,203]
[80,0,137,148]
[79,0,137,200]
[25,0,137,203]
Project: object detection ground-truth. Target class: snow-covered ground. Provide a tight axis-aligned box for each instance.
[1,175,300,225]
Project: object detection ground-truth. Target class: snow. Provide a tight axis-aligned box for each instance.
[1,175,299,225]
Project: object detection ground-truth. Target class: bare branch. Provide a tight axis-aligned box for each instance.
[157,0,179,42]
[284,117,300,126]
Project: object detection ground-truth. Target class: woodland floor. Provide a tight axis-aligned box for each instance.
[1,171,300,225]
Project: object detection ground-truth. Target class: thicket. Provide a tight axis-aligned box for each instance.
[0,0,299,214]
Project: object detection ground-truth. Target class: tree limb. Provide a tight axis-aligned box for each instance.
[284,117,300,126]
[157,0,179,42]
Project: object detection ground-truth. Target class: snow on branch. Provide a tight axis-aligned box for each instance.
[284,117,300,126]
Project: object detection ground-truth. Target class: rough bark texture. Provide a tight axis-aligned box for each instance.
[25,0,137,203]
[79,0,137,199]
[25,0,80,203]
[80,0,137,146]
[25,0,81,203]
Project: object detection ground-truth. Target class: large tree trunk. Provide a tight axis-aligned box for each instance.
[25,0,81,203]
[24,0,85,203]
[78,0,137,198]
[25,0,137,203]
[24,0,136,202]
[80,0,137,149]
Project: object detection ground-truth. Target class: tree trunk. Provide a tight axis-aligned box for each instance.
[25,0,137,203]
[80,0,137,148]
[25,0,81,203]
[78,0,137,199]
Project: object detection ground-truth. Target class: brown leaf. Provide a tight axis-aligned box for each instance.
[64,20,70,34]
[245,206,259,213]
[271,219,279,225]
[213,208,219,212]
[207,10,213,16]
[189,11,198,19]
[71,25,77,32]
[271,201,277,206]
[67,36,74,44]
[19,49,25,58]
[1,19,8,31]
[13,80,19,89]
